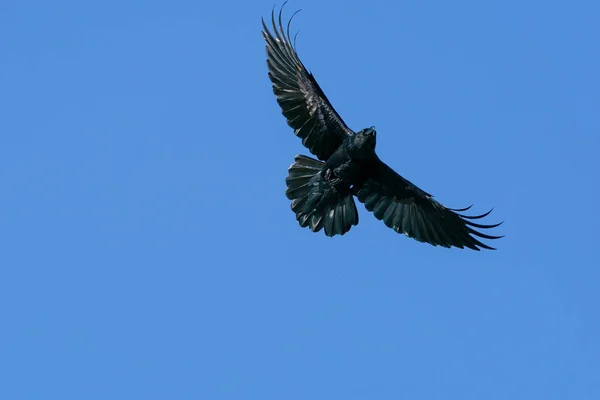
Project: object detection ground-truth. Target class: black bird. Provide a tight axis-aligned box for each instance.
[262,4,503,250]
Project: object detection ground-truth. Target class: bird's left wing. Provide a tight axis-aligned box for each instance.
[262,5,353,161]
[355,159,503,250]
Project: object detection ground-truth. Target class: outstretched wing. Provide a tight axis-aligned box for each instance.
[262,4,353,161]
[355,160,503,250]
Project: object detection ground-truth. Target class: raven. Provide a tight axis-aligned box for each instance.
[262,4,503,250]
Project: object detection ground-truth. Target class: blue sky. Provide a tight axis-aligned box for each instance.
[1,0,599,398]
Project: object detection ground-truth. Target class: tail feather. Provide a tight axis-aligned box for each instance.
[285,155,359,236]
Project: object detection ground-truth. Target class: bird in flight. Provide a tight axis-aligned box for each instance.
[262,4,503,250]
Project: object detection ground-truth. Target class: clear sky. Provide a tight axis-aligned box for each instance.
[1,0,599,398]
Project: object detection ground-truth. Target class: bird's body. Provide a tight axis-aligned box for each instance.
[262,4,503,250]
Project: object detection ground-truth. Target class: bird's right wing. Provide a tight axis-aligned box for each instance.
[262,5,353,161]
[355,159,503,250]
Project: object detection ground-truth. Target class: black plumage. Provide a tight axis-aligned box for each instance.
[262,4,503,250]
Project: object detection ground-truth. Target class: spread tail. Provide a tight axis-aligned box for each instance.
[285,155,358,236]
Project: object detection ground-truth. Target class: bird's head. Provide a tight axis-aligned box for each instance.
[359,126,377,146]
[346,126,377,159]
[362,126,377,137]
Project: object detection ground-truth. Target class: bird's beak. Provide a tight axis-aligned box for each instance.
[366,126,376,136]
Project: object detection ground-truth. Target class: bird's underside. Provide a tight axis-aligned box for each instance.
[262,3,503,251]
